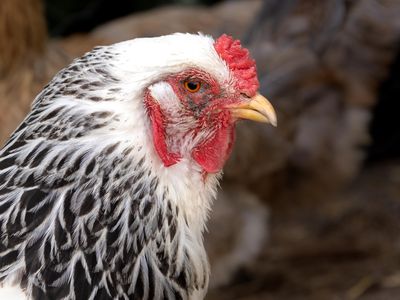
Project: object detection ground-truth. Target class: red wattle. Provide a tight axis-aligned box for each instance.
[192,124,235,173]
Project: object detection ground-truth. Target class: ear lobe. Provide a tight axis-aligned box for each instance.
[148,81,182,112]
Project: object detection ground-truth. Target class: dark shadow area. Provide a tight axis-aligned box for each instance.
[368,46,400,162]
[45,0,222,36]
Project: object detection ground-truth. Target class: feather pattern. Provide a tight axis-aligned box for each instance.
[0,34,232,299]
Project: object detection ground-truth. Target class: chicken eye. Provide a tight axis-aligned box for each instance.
[184,80,201,93]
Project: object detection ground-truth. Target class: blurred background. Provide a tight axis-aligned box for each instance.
[1,0,400,299]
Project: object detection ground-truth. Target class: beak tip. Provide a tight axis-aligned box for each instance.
[253,93,277,127]
[230,93,278,126]
[269,110,277,127]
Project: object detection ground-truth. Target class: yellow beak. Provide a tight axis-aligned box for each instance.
[230,93,277,126]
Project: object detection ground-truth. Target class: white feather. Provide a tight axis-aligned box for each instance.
[0,33,234,299]
[0,286,27,300]
[112,33,230,90]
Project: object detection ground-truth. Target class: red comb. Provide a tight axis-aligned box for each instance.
[214,34,259,96]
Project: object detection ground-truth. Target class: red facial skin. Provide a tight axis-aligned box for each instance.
[145,69,238,173]
[191,113,235,174]
[145,35,259,174]
[144,90,181,167]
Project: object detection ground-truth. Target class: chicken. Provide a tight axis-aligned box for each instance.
[0,0,271,292]
[0,33,276,300]
[0,0,263,145]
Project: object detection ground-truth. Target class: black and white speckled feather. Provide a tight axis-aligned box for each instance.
[0,34,236,300]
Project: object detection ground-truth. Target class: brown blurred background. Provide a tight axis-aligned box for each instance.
[2,0,400,299]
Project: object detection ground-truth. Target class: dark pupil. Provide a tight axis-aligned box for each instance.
[187,82,199,90]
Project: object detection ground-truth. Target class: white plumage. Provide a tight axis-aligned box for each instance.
[0,33,275,299]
